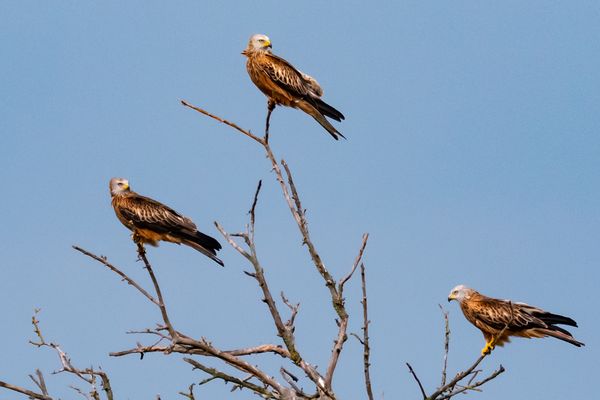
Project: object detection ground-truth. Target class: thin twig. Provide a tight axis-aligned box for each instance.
[426,305,514,399]
[73,246,159,306]
[184,358,275,399]
[438,365,505,400]
[325,234,369,388]
[439,305,450,387]
[178,383,196,400]
[181,100,264,144]
[359,263,374,400]
[0,381,53,400]
[406,363,427,399]
[29,369,48,396]
[136,244,178,340]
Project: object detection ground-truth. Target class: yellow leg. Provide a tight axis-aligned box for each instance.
[481,340,495,355]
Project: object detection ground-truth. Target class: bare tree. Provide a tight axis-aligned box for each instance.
[0,101,506,399]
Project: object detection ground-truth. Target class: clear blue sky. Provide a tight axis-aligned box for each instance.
[1,2,598,399]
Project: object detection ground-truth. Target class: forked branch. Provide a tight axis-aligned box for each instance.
[408,307,511,400]
[185,100,372,398]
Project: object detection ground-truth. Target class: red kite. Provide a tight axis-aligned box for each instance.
[242,34,345,140]
[109,178,223,267]
[448,285,583,354]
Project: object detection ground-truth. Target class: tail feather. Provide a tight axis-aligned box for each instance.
[542,328,585,347]
[182,239,224,267]
[297,100,345,140]
[312,97,345,121]
[178,230,224,267]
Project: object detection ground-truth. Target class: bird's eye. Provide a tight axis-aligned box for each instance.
[258,39,264,42]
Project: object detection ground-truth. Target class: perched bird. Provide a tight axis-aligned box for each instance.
[448,285,583,355]
[242,33,345,140]
[109,178,223,267]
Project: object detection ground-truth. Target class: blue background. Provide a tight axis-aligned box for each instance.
[1,2,598,399]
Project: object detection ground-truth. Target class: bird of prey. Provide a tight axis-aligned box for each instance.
[242,33,345,140]
[109,178,223,267]
[448,285,583,355]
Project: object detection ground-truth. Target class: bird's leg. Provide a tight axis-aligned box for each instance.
[265,100,275,142]
[132,232,147,259]
[481,340,495,355]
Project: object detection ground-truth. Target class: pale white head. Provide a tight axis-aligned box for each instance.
[448,284,476,303]
[109,177,130,196]
[245,34,272,53]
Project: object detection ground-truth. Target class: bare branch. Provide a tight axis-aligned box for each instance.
[359,264,374,400]
[437,365,505,400]
[439,305,450,387]
[29,369,49,396]
[339,234,369,290]
[406,362,428,400]
[178,383,196,400]
[136,244,178,340]
[111,342,290,359]
[184,358,276,399]
[0,380,53,400]
[423,305,514,400]
[73,245,159,306]
[181,100,264,144]
[216,205,330,396]
[325,234,369,389]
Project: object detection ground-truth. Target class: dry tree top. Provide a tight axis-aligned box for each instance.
[0,101,509,400]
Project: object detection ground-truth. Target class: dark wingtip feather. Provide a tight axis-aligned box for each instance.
[537,311,578,327]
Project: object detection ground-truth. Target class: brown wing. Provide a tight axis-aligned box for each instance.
[260,54,315,98]
[264,54,345,121]
[468,297,549,333]
[114,193,197,235]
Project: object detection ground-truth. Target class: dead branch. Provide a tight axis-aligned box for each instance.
[358,263,374,400]
[325,234,369,388]
[184,358,276,399]
[214,181,330,396]
[0,380,53,400]
[136,243,177,340]
[181,100,264,144]
[75,244,288,397]
[406,362,428,400]
[439,305,450,387]
[73,246,159,306]
[408,307,512,400]
[1,311,114,400]
[184,101,374,398]
[178,383,196,400]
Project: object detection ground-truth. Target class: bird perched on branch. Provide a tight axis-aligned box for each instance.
[109,178,223,267]
[242,33,345,140]
[448,285,583,355]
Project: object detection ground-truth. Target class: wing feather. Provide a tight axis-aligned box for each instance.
[469,297,548,332]
[260,54,317,98]
[117,193,197,234]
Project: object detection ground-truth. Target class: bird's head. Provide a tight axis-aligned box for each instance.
[244,34,272,54]
[110,177,130,196]
[448,284,475,303]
